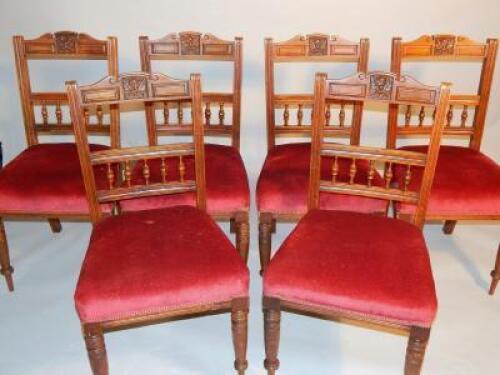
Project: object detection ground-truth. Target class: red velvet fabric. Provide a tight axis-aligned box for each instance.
[75,205,249,323]
[394,145,500,216]
[257,143,388,215]
[0,143,110,215]
[120,144,249,214]
[264,210,437,327]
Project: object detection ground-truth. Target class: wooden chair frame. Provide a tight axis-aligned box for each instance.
[139,31,249,263]
[263,72,451,375]
[0,31,118,291]
[259,34,370,273]
[67,72,249,374]
[387,35,499,229]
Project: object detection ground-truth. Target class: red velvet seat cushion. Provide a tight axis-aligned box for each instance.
[257,143,388,215]
[264,210,437,327]
[75,205,249,323]
[0,143,110,215]
[120,144,249,214]
[394,145,500,217]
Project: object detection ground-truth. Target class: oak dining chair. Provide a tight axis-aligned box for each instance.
[263,71,450,374]
[257,34,389,274]
[67,72,249,374]
[133,32,250,262]
[0,31,119,291]
[388,34,500,294]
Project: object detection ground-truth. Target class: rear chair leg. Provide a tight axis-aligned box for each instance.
[235,212,250,263]
[83,324,108,375]
[231,298,249,375]
[442,220,457,235]
[230,218,236,234]
[48,218,62,233]
[263,298,281,375]
[489,244,500,295]
[404,326,430,375]
[259,213,273,275]
[0,218,14,291]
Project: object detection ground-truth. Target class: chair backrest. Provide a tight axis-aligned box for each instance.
[67,72,206,224]
[13,31,120,148]
[139,32,242,149]
[388,34,498,150]
[309,72,451,229]
[265,34,369,150]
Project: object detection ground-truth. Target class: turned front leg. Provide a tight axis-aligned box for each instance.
[83,324,108,375]
[404,326,430,375]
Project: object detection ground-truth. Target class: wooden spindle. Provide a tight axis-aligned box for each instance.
[96,105,103,126]
[84,108,90,126]
[41,104,48,125]
[297,104,303,126]
[404,165,412,192]
[461,106,468,127]
[349,158,357,184]
[163,102,169,125]
[331,156,339,184]
[446,105,453,127]
[177,102,183,124]
[179,156,186,182]
[405,105,412,126]
[160,158,167,183]
[106,163,114,190]
[143,160,150,185]
[55,102,62,125]
[339,104,345,127]
[205,102,211,126]
[384,162,393,189]
[432,107,437,121]
[325,104,331,126]
[418,106,425,126]
[283,104,289,126]
[367,160,375,187]
[124,161,131,187]
[219,103,225,125]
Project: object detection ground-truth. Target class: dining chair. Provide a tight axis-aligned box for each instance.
[134,32,250,262]
[0,31,119,291]
[262,71,451,374]
[257,34,389,274]
[388,34,500,294]
[67,72,249,374]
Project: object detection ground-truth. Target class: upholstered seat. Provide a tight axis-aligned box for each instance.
[257,143,388,215]
[75,205,249,323]
[264,209,437,327]
[0,143,110,215]
[394,145,500,216]
[120,144,249,214]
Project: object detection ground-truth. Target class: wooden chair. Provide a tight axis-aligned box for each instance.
[388,35,500,294]
[257,34,389,274]
[136,32,250,263]
[0,32,119,291]
[67,73,249,374]
[262,72,451,374]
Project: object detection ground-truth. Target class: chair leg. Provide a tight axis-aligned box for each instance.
[263,298,281,375]
[231,298,249,375]
[83,324,108,375]
[235,212,250,263]
[404,326,430,375]
[489,244,500,295]
[48,218,62,233]
[0,218,14,291]
[259,213,273,275]
[230,218,236,234]
[442,220,457,235]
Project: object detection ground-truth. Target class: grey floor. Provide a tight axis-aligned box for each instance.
[0,213,499,374]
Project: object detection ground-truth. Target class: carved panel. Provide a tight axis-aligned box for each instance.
[122,76,148,100]
[180,32,201,55]
[54,31,78,53]
[433,35,455,55]
[368,74,394,100]
[308,35,328,56]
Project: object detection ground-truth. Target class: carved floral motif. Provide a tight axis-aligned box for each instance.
[434,35,455,55]
[308,35,328,56]
[122,76,147,100]
[54,31,78,53]
[180,33,201,55]
[368,74,394,100]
